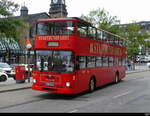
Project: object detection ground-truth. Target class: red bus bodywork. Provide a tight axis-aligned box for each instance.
[32,17,126,94]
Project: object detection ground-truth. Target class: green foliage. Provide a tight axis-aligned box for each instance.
[145,41,150,48]
[120,22,149,57]
[80,8,149,58]
[0,18,28,42]
[81,8,121,34]
[0,0,19,17]
[0,0,28,42]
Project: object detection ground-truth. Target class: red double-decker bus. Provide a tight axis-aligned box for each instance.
[32,17,126,94]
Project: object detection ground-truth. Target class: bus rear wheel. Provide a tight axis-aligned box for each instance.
[89,78,96,93]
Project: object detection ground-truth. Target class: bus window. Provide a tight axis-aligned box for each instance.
[108,57,114,67]
[97,30,103,41]
[118,58,126,66]
[119,39,125,47]
[36,21,75,36]
[36,50,74,73]
[114,36,119,45]
[87,56,96,68]
[96,56,102,67]
[88,27,96,40]
[102,32,107,42]
[36,22,49,35]
[107,34,114,44]
[102,57,109,67]
[105,32,110,43]
[118,57,123,66]
[122,40,126,47]
[109,35,113,44]
[122,58,126,66]
[77,56,86,69]
[77,23,88,38]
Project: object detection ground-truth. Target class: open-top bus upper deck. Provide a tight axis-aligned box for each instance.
[34,17,126,58]
[36,17,124,41]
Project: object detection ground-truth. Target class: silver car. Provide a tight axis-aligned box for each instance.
[0,62,15,78]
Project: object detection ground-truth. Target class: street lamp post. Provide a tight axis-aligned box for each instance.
[27,49,31,83]
[25,37,32,83]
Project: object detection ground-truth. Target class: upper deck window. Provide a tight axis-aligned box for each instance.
[36,21,75,36]
[76,20,126,47]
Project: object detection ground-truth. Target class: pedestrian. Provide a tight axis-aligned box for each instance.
[127,60,132,70]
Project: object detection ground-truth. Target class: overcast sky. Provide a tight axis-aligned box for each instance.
[10,0,150,24]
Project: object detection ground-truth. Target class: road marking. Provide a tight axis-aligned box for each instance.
[68,109,78,113]
[113,91,133,99]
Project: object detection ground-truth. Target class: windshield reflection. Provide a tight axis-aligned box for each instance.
[35,50,74,73]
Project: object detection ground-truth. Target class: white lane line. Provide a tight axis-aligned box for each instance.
[113,91,133,99]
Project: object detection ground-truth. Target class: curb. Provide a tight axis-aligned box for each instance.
[126,69,150,74]
[0,86,31,93]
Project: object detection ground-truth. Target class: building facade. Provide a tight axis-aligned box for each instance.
[138,21,150,56]
[49,0,68,18]
[119,21,150,60]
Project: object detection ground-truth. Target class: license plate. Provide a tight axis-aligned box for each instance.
[46,82,54,87]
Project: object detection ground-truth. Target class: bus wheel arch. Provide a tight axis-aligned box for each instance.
[89,76,96,92]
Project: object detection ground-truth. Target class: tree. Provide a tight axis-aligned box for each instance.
[0,0,27,42]
[81,8,121,34]
[80,8,149,58]
[0,0,19,17]
[119,22,149,59]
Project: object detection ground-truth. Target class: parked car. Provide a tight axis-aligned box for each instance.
[138,58,150,63]
[0,62,15,78]
[0,69,8,82]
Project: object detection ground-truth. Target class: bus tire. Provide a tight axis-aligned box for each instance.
[89,77,96,93]
[115,72,119,84]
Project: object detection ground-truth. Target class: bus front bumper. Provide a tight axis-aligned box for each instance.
[32,84,76,95]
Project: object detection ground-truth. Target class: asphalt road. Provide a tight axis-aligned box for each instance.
[0,71,150,113]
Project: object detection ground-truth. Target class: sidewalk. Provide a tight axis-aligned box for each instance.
[0,78,32,93]
[0,65,150,93]
[126,65,150,74]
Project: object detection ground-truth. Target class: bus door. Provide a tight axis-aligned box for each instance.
[75,56,89,92]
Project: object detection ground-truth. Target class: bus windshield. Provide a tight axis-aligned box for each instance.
[35,50,74,73]
[36,21,75,36]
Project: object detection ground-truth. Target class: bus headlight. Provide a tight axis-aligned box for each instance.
[66,82,71,87]
[33,79,37,83]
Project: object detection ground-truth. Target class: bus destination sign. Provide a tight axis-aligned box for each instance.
[47,42,59,47]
